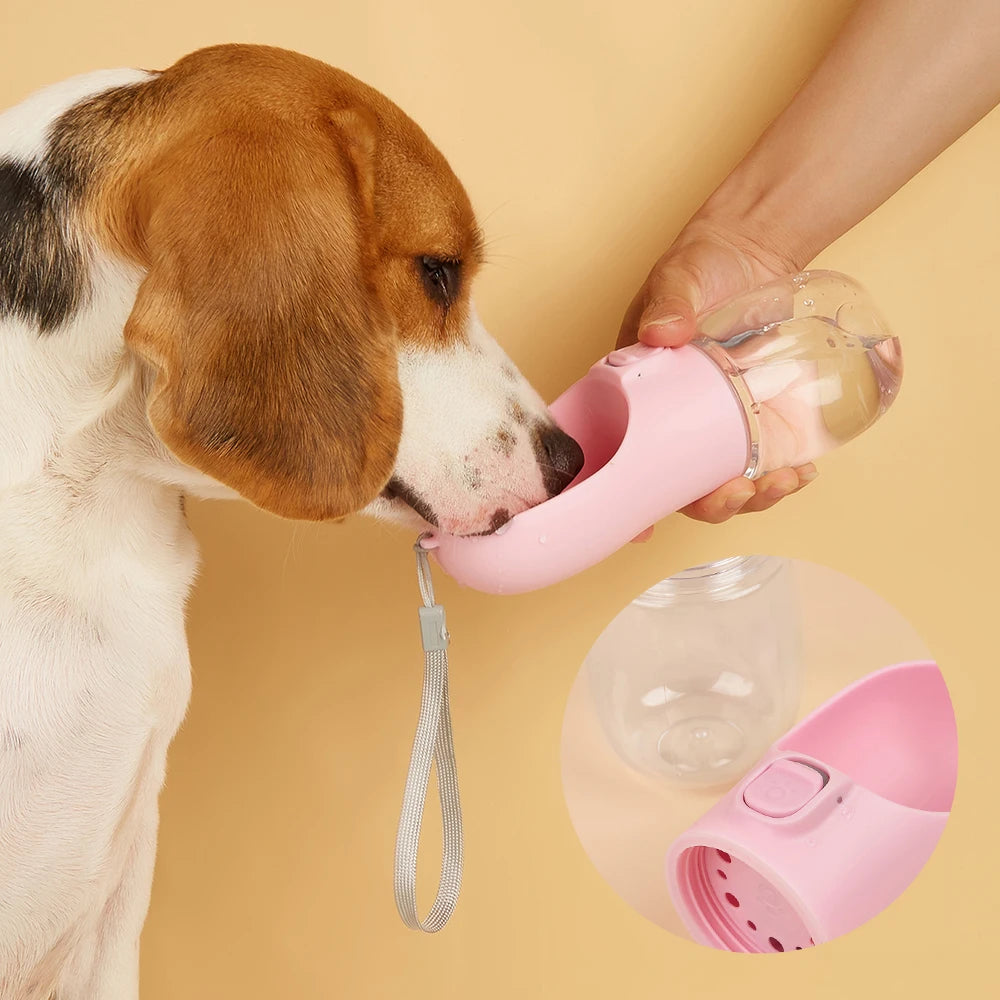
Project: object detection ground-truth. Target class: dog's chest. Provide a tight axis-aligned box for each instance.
[0,482,198,983]
[0,479,200,750]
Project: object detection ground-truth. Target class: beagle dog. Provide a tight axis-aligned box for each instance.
[0,44,583,999]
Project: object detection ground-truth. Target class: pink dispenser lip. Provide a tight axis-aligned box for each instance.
[422,350,638,547]
[774,659,957,813]
[666,661,957,952]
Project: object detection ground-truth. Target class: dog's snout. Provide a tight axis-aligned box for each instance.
[534,424,585,497]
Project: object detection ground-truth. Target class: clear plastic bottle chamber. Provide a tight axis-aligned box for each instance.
[695,270,903,475]
[585,557,802,787]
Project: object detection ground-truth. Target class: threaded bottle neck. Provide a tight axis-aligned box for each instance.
[633,555,787,605]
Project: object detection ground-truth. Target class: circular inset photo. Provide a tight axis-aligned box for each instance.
[560,556,956,952]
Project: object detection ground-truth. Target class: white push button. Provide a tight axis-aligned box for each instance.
[605,343,664,367]
[743,760,826,818]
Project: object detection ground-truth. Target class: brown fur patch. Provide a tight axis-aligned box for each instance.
[495,427,516,457]
[507,399,529,425]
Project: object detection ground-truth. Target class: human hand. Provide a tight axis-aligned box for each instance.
[617,217,818,527]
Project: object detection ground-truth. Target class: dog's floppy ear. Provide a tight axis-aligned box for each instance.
[123,109,400,520]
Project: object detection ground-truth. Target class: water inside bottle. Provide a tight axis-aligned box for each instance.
[705,315,902,473]
[696,271,903,474]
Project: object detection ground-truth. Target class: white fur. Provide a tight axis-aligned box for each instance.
[1,69,557,999]
[0,251,196,998]
[364,305,552,534]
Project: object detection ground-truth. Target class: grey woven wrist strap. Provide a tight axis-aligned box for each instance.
[393,537,463,932]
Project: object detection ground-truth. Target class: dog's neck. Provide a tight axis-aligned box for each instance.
[0,249,206,641]
[0,67,204,627]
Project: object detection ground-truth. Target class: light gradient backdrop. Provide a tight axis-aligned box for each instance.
[1,1,996,997]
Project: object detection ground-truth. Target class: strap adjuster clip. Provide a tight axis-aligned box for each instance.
[418,605,449,652]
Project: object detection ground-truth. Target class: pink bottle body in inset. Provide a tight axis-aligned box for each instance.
[665,661,957,952]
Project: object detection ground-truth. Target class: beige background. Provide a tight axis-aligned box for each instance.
[1,0,997,997]
[561,559,936,938]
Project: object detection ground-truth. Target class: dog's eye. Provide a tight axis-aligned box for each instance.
[418,255,461,307]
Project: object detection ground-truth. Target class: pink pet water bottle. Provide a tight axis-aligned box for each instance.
[423,271,902,594]
[665,661,957,952]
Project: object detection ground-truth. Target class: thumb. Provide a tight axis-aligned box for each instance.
[637,266,702,346]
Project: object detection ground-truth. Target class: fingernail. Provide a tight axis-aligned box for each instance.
[798,467,819,483]
[641,313,684,331]
[765,484,791,501]
[725,490,755,511]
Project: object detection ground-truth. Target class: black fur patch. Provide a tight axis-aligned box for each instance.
[0,80,152,334]
[383,476,439,526]
[0,158,87,332]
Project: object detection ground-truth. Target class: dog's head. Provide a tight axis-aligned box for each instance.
[76,44,582,535]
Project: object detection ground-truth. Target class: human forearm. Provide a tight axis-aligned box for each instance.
[696,0,1000,267]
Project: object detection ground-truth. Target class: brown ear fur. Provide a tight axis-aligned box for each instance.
[124,109,401,520]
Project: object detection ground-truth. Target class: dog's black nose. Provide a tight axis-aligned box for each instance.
[534,424,585,497]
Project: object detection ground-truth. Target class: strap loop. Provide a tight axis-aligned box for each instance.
[393,537,463,932]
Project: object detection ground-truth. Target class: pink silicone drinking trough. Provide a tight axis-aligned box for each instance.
[665,661,957,952]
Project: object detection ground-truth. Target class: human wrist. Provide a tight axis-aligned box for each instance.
[691,165,829,276]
